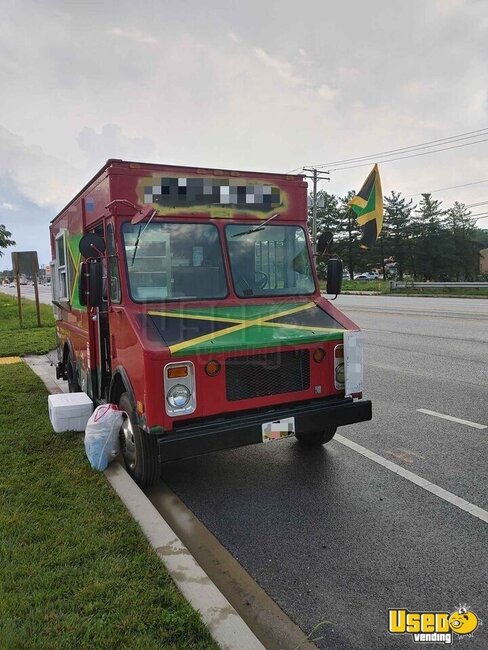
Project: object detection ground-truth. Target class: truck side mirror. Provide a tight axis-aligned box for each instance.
[79,233,105,308]
[326,258,343,296]
[79,260,104,308]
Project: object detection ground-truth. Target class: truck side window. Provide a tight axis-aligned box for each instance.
[54,230,69,301]
[107,224,121,303]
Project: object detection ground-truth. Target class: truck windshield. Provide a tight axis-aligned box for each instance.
[123,222,227,301]
[225,224,315,297]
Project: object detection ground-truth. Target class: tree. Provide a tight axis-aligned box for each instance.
[382,191,415,279]
[307,190,342,235]
[444,202,480,280]
[307,191,342,278]
[306,187,488,282]
[0,225,15,257]
[335,191,364,279]
[411,194,448,280]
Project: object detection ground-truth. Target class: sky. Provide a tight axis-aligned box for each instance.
[1,0,488,269]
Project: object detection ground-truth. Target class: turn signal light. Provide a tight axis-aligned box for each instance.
[167,366,189,378]
[334,345,344,359]
[205,360,221,377]
[313,348,326,363]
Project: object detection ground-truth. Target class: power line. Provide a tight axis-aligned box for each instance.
[405,178,488,198]
[440,210,488,221]
[289,128,488,176]
[328,137,488,172]
[294,167,488,212]
[313,127,488,168]
[470,212,488,221]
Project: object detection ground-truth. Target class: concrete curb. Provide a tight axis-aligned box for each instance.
[105,464,265,650]
[24,354,265,650]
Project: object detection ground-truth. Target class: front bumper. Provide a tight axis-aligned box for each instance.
[157,396,372,463]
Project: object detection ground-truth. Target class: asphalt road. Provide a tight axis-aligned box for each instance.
[0,284,52,304]
[5,285,487,646]
[154,295,488,649]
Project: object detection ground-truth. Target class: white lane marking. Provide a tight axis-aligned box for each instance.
[417,408,487,430]
[335,434,488,524]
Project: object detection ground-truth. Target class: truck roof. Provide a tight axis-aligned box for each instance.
[51,159,305,224]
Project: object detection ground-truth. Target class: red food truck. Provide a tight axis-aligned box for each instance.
[50,159,371,486]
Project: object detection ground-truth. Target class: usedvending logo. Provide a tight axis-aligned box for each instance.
[388,606,480,644]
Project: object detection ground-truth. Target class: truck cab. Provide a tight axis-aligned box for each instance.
[50,160,371,486]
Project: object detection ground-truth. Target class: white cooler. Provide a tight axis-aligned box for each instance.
[48,393,93,433]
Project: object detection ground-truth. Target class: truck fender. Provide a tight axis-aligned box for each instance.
[109,366,136,411]
[62,339,76,366]
[58,339,76,380]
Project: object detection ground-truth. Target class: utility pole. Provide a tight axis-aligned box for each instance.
[302,167,330,252]
[379,236,386,280]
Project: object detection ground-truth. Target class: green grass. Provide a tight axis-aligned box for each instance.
[0,361,217,650]
[392,286,488,297]
[320,279,390,293]
[341,280,390,293]
[320,280,488,297]
[0,295,56,356]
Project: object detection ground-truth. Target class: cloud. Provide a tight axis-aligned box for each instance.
[0,0,487,248]
[317,84,340,101]
[0,122,158,269]
[298,47,311,66]
[0,126,84,269]
[0,201,19,211]
[0,126,79,207]
[253,47,306,87]
[434,0,468,14]
[252,46,339,104]
[0,177,54,270]
[108,27,159,45]
[76,124,157,166]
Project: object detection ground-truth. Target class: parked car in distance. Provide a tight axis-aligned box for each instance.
[354,272,380,281]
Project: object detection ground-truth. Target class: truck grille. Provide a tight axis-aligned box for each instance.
[225,350,310,401]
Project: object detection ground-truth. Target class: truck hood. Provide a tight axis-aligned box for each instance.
[147,301,346,357]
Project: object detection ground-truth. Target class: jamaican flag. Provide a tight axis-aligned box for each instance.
[349,164,383,249]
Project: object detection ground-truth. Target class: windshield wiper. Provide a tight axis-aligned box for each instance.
[131,209,157,265]
[231,213,279,237]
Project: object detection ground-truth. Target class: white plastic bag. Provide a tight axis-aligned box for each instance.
[84,404,124,471]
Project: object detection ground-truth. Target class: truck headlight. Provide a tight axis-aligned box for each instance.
[334,344,345,389]
[164,361,196,416]
[335,362,345,385]
[166,384,191,409]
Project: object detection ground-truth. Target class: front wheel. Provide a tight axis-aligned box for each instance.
[295,427,337,446]
[118,393,160,487]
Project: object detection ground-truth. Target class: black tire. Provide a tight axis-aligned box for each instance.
[118,392,160,487]
[67,357,81,393]
[295,427,337,446]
